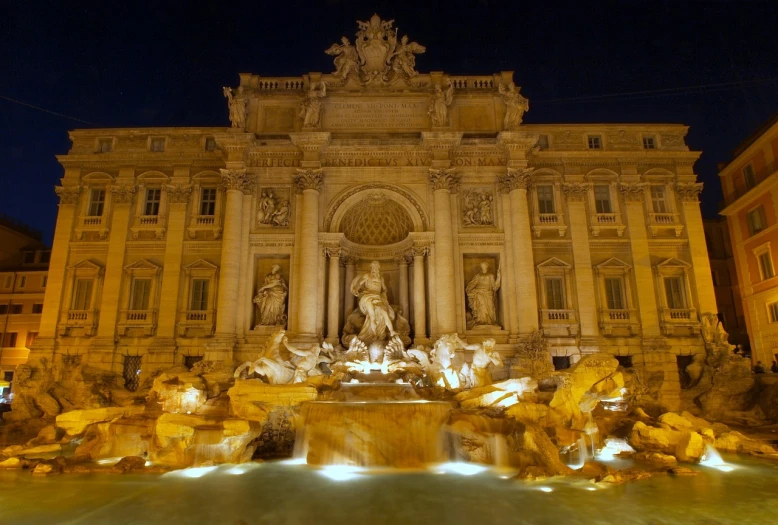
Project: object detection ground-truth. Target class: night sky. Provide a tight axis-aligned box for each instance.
[2,0,777,245]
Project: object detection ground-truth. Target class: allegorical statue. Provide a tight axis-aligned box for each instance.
[299,80,326,128]
[350,260,396,342]
[388,34,426,78]
[498,81,529,130]
[325,37,359,80]
[223,86,248,130]
[466,262,501,329]
[254,265,288,326]
[428,79,454,127]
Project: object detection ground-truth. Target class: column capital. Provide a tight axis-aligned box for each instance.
[166,184,193,204]
[411,245,429,258]
[294,168,324,193]
[340,255,357,267]
[395,253,412,265]
[428,168,460,192]
[497,168,533,194]
[325,246,342,258]
[619,182,648,202]
[562,182,590,202]
[55,185,81,205]
[497,131,540,161]
[220,168,255,193]
[676,182,703,202]
[110,184,136,204]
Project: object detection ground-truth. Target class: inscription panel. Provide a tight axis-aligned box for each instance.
[323,99,428,131]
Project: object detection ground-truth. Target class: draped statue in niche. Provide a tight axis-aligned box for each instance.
[254,265,288,326]
[350,260,397,342]
[465,262,501,329]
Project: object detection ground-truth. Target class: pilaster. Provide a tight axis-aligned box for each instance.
[677,182,716,313]
[156,183,191,339]
[428,167,460,334]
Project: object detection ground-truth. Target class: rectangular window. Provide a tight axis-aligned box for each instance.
[190,279,209,311]
[759,252,775,280]
[3,275,11,288]
[536,185,555,214]
[98,138,112,153]
[0,305,6,314]
[42,275,48,287]
[9,304,22,314]
[664,277,686,309]
[32,304,43,314]
[587,135,602,149]
[604,277,625,310]
[537,135,549,150]
[19,276,26,288]
[72,279,94,310]
[545,277,565,310]
[747,206,767,236]
[3,332,18,347]
[23,252,35,264]
[743,164,756,190]
[144,188,161,216]
[769,302,778,323]
[123,355,142,392]
[205,137,216,151]
[593,184,612,213]
[130,278,151,311]
[26,332,38,347]
[40,251,51,264]
[200,188,217,216]
[88,189,105,216]
[150,138,165,152]
[643,136,656,149]
[650,185,667,213]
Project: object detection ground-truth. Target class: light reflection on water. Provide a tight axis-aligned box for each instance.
[1,455,778,525]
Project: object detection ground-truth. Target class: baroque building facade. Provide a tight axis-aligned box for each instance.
[30,15,715,405]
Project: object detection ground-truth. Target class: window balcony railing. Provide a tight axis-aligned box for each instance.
[532,213,567,237]
[187,215,221,239]
[648,213,684,237]
[660,307,699,336]
[75,216,109,240]
[118,309,157,336]
[589,213,625,237]
[178,309,215,336]
[540,309,579,337]
[130,215,165,240]
[138,215,159,225]
[599,308,640,336]
[594,213,617,224]
[58,309,97,336]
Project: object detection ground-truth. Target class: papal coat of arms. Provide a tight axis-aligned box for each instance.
[325,14,426,86]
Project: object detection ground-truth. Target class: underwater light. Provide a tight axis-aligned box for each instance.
[437,462,488,476]
[166,466,218,478]
[700,445,736,473]
[539,486,553,493]
[280,457,307,466]
[318,465,363,481]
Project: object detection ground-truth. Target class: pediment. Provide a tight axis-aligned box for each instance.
[184,258,219,271]
[123,259,161,272]
[537,257,572,269]
[68,259,102,271]
[596,257,631,270]
[656,257,691,269]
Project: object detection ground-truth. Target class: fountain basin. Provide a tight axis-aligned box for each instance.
[297,400,452,467]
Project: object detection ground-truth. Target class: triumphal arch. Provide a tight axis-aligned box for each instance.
[31,14,716,398]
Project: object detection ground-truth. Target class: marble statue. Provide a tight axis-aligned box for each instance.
[253,265,288,326]
[299,81,326,128]
[388,35,426,78]
[325,37,359,80]
[285,338,333,383]
[350,260,396,343]
[235,329,294,384]
[462,190,494,226]
[257,190,290,227]
[462,338,502,387]
[466,262,501,329]
[498,82,529,130]
[428,80,454,127]
[223,86,248,130]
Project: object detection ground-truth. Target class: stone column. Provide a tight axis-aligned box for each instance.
[156,184,192,339]
[397,254,410,321]
[412,247,428,343]
[326,247,341,344]
[214,169,251,343]
[619,183,661,337]
[564,182,600,347]
[429,168,460,334]
[96,184,136,338]
[342,256,356,323]
[498,169,539,333]
[499,192,520,340]
[236,191,253,335]
[678,183,717,313]
[37,186,80,342]
[293,168,324,338]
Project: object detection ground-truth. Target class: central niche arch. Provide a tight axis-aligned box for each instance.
[340,193,414,245]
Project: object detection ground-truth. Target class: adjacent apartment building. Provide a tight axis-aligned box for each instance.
[719,113,778,365]
[0,216,51,393]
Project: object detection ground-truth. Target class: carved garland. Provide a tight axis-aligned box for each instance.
[497,168,533,194]
[55,186,81,205]
[324,183,429,231]
[619,182,648,202]
[293,168,324,193]
[676,182,703,202]
[166,184,193,204]
[110,185,136,204]
[562,182,590,202]
[428,168,460,192]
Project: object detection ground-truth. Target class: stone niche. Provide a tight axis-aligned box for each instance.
[462,254,508,343]
[252,255,291,332]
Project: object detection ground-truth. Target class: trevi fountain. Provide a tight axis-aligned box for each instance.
[2,14,778,525]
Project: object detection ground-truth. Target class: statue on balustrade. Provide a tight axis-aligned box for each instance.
[350,260,396,343]
[223,85,249,130]
[325,37,359,80]
[254,265,288,326]
[465,262,501,329]
[428,79,454,127]
[299,80,327,128]
[498,81,529,130]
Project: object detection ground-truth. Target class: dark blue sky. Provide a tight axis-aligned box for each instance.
[2,0,777,245]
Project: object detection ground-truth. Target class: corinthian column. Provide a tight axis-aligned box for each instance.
[397,254,410,321]
[342,256,356,323]
[293,168,324,338]
[429,168,460,334]
[498,168,538,333]
[326,246,341,344]
[215,169,253,338]
[412,247,428,343]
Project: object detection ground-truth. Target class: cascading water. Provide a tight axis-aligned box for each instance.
[294,383,453,468]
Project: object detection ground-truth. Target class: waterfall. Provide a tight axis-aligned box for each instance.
[700,444,735,472]
[577,436,590,466]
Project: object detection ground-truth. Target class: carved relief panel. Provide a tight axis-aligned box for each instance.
[256,187,292,228]
[460,188,496,227]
